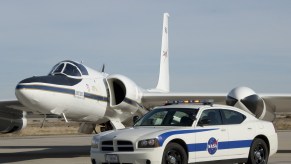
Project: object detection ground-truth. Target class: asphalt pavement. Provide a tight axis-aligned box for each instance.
[0,132,290,164]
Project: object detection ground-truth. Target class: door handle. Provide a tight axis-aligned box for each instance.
[221,128,226,132]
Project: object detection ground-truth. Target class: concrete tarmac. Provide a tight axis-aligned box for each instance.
[0,132,290,164]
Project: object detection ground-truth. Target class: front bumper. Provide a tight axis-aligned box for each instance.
[90,147,164,164]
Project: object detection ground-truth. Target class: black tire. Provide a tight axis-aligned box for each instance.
[162,142,188,164]
[246,138,269,164]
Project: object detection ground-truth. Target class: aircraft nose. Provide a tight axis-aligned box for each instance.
[15,79,40,109]
[18,76,41,84]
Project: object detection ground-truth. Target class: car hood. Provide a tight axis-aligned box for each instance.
[97,126,182,142]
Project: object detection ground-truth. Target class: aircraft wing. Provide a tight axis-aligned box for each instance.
[0,99,57,115]
[260,94,291,113]
[0,100,29,133]
[0,99,30,112]
[142,92,291,113]
[142,92,226,108]
[0,100,60,133]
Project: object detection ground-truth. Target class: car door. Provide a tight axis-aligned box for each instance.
[194,108,229,163]
[220,109,254,157]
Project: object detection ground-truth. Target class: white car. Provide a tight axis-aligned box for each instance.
[90,101,278,164]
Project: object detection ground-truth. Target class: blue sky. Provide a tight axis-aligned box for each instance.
[0,1,291,99]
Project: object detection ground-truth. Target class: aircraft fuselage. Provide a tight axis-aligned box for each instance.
[15,61,111,123]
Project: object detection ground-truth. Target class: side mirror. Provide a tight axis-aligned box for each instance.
[133,115,139,124]
[198,118,210,127]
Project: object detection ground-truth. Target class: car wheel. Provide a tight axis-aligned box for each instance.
[162,142,187,164]
[247,138,269,164]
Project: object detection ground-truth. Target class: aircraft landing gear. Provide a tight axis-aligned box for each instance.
[100,121,113,132]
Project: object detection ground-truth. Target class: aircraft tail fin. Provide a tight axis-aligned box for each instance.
[155,13,170,92]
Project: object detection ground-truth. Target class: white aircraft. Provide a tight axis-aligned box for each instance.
[1,13,291,134]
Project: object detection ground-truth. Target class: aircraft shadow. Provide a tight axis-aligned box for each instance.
[277,150,291,153]
[0,145,90,163]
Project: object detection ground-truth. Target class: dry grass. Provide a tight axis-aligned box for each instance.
[274,117,291,130]
[2,116,291,137]
[1,121,81,137]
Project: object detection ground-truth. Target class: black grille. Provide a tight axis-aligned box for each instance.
[117,140,134,152]
[101,140,134,152]
[101,141,114,151]
[102,147,114,151]
[118,147,134,151]
[117,141,132,145]
[102,141,113,145]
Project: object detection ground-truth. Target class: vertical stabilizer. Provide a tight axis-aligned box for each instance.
[156,13,170,92]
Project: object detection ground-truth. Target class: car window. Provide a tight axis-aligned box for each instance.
[144,110,167,126]
[221,109,246,124]
[134,108,197,127]
[171,111,193,126]
[199,109,222,126]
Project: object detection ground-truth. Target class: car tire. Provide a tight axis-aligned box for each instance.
[162,142,187,164]
[246,138,269,164]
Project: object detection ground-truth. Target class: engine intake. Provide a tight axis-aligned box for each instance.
[227,87,275,121]
[106,74,143,113]
[0,108,27,133]
[110,79,126,106]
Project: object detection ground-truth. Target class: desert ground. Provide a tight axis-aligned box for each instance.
[1,114,291,137]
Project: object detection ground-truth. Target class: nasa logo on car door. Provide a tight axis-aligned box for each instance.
[207,137,218,155]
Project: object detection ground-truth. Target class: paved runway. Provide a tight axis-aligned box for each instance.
[0,132,290,164]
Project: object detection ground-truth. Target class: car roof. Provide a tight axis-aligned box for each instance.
[157,104,203,109]
[155,103,256,118]
[157,103,229,109]
[155,104,247,113]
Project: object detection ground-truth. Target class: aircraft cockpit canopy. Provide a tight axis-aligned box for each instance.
[49,60,88,77]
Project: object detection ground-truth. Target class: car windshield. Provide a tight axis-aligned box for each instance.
[134,108,198,127]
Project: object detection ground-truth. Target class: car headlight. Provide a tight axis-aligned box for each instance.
[138,138,160,148]
[91,138,99,149]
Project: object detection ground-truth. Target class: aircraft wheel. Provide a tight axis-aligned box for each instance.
[247,138,269,164]
[100,121,113,132]
[162,142,187,164]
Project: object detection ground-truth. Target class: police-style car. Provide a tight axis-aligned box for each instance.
[90,100,278,164]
